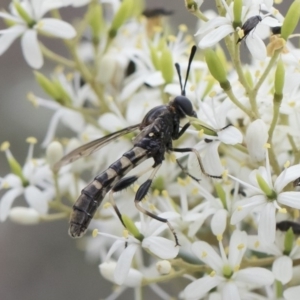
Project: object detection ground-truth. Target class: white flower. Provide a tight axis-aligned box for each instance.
[284,285,300,300]
[0,140,53,221]
[195,0,280,60]
[183,230,274,300]
[97,213,179,285]
[0,0,76,68]
[231,161,300,244]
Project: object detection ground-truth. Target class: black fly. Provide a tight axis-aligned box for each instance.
[54,45,220,245]
[237,15,262,43]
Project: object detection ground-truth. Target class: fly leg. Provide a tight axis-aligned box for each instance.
[109,166,153,227]
[134,164,180,246]
[170,147,222,179]
[175,158,201,183]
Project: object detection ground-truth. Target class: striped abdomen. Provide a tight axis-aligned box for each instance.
[69,146,148,238]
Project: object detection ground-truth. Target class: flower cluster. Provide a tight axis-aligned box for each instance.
[1,0,300,299]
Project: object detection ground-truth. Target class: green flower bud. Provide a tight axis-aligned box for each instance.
[13,0,35,27]
[281,0,300,41]
[88,3,103,44]
[233,0,243,28]
[109,0,134,38]
[256,173,276,199]
[52,78,72,106]
[188,117,217,136]
[274,59,285,97]
[122,214,144,241]
[160,47,174,83]
[34,71,60,100]
[215,182,226,209]
[284,227,294,255]
[204,49,230,91]
[244,69,254,89]
[150,45,160,70]
[0,142,28,186]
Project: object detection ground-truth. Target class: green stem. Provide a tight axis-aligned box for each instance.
[40,212,68,222]
[268,147,281,176]
[142,270,186,285]
[288,134,300,164]
[275,280,283,299]
[39,43,75,68]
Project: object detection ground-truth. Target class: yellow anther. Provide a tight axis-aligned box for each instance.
[273,7,280,13]
[296,238,300,246]
[103,202,111,209]
[92,229,99,238]
[162,190,169,198]
[221,158,227,166]
[198,129,204,138]
[201,251,207,258]
[153,26,163,33]
[279,208,287,214]
[237,243,244,250]
[209,91,217,98]
[123,229,129,238]
[0,141,10,151]
[264,143,271,149]
[293,209,299,219]
[1,181,10,189]
[237,28,244,39]
[153,189,160,197]
[189,85,195,92]
[27,93,39,107]
[66,72,74,81]
[284,161,290,168]
[31,159,38,167]
[149,203,156,211]
[255,70,260,78]
[36,21,44,30]
[237,206,243,211]
[222,170,228,180]
[54,65,64,73]
[254,240,260,248]
[217,234,223,241]
[191,188,199,195]
[177,177,186,186]
[26,137,37,144]
[179,24,188,32]
[133,184,139,193]
[288,101,296,107]
[167,35,177,42]
[170,153,176,163]
[209,270,216,277]
[234,265,240,272]
[143,102,149,108]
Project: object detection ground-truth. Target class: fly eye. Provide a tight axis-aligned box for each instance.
[173,96,195,117]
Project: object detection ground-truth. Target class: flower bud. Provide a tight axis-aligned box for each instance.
[150,45,160,70]
[109,0,135,38]
[156,260,172,275]
[281,0,300,40]
[122,214,144,240]
[160,47,174,83]
[9,207,40,224]
[46,141,63,169]
[256,173,275,198]
[204,49,230,91]
[98,54,117,84]
[284,227,294,255]
[274,59,285,97]
[214,183,226,208]
[233,0,243,28]
[34,71,60,100]
[13,1,34,26]
[88,3,103,44]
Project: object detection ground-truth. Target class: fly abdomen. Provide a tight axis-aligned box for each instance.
[69,147,149,238]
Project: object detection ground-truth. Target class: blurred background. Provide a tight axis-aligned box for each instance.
[0,0,293,299]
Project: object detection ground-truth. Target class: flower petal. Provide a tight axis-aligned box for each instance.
[272,256,293,284]
[278,192,300,209]
[245,32,267,61]
[24,186,48,214]
[0,188,23,221]
[199,25,233,48]
[274,164,300,193]
[235,267,274,286]
[221,282,240,300]
[114,243,137,285]
[211,209,228,236]
[258,202,276,244]
[0,25,25,55]
[195,17,230,36]
[37,18,76,39]
[228,230,247,268]
[184,276,223,300]
[231,195,266,225]
[191,241,223,272]
[142,236,179,259]
[217,126,243,144]
[284,286,300,300]
[21,29,43,69]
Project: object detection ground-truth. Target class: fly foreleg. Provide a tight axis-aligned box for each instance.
[170,147,222,179]
[134,164,180,246]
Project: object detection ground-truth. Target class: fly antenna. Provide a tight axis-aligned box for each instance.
[175,45,197,96]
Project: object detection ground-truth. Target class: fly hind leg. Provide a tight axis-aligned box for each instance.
[134,164,180,246]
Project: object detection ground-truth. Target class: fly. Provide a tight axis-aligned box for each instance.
[54,45,220,245]
[237,15,262,43]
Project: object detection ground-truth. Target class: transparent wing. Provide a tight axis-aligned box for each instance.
[53,124,140,172]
